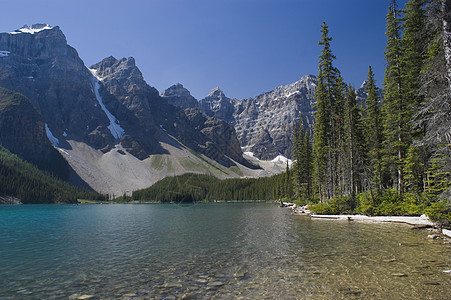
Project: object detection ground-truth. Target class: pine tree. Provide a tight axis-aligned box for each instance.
[313,22,343,202]
[292,117,314,203]
[383,0,409,195]
[364,66,384,193]
[313,69,330,202]
[303,130,314,202]
[291,121,303,201]
[403,0,427,107]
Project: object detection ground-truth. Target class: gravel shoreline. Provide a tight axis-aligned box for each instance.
[282,202,451,238]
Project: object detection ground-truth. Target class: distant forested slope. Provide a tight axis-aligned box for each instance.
[130,173,285,203]
[0,146,102,203]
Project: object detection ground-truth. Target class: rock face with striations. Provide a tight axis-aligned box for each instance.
[161,83,198,109]
[163,75,318,160]
[0,87,81,182]
[0,24,114,152]
[90,56,246,166]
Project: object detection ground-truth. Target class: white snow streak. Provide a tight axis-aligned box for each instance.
[0,51,10,57]
[45,123,59,147]
[89,70,125,140]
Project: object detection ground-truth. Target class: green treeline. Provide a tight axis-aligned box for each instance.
[285,0,450,225]
[129,173,285,203]
[0,146,105,203]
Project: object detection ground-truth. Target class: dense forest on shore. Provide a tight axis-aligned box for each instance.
[122,173,284,203]
[0,146,105,203]
[128,0,450,227]
[286,0,451,225]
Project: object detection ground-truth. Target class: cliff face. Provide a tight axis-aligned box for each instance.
[0,87,77,181]
[0,24,114,152]
[161,83,198,109]
[163,75,318,160]
[90,57,246,166]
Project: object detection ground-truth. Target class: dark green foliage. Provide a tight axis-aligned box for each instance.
[314,22,345,202]
[364,66,384,192]
[383,2,410,193]
[0,87,72,181]
[291,119,313,204]
[424,201,451,227]
[131,173,286,203]
[402,0,427,112]
[132,174,219,203]
[0,146,101,203]
[305,1,450,226]
[310,196,354,215]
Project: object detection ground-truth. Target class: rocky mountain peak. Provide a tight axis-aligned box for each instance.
[161,83,198,109]
[90,56,140,81]
[161,83,192,98]
[207,87,227,99]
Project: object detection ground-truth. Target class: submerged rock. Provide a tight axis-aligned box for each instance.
[76,295,95,300]
[391,273,407,277]
[427,234,441,240]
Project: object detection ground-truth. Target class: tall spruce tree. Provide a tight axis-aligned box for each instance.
[313,22,343,202]
[364,66,384,193]
[313,69,329,202]
[343,84,365,198]
[303,130,313,202]
[292,117,314,203]
[383,0,409,194]
[403,0,427,112]
[292,121,304,200]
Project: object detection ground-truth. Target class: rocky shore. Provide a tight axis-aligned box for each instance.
[282,203,451,238]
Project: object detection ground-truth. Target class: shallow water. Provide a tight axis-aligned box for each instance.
[0,203,449,299]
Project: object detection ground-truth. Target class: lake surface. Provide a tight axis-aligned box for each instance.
[0,203,449,299]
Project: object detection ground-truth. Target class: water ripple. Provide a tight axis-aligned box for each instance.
[0,203,449,299]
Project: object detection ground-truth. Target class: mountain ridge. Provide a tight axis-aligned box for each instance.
[0,24,289,196]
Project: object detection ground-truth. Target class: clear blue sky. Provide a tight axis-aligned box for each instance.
[0,0,408,100]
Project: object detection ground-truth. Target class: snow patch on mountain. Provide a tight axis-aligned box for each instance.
[271,154,292,166]
[10,24,53,35]
[0,51,10,57]
[45,123,59,147]
[243,151,256,158]
[89,70,125,140]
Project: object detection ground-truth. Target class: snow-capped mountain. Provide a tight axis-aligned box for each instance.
[0,24,289,196]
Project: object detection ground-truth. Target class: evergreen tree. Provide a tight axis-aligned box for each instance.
[343,84,365,198]
[291,117,314,203]
[364,66,384,194]
[313,69,329,202]
[382,0,409,194]
[402,0,427,113]
[313,22,343,202]
[303,129,314,202]
[291,121,303,201]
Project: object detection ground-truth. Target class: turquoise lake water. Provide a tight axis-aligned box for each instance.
[0,203,449,299]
